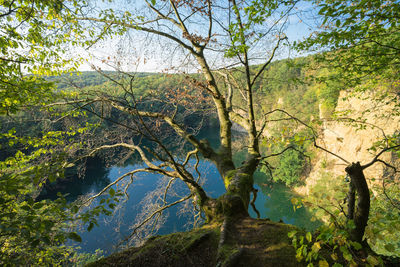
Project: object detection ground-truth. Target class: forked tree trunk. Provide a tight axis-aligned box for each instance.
[200,156,259,222]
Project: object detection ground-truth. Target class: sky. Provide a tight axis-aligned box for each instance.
[77,0,320,73]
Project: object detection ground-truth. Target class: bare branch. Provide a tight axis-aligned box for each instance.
[101,97,217,159]
[260,145,296,160]
[86,143,160,170]
[332,117,388,141]
[250,35,287,87]
[83,168,149,204]
[263,109,350,164]
[77,17,196,54]
[304,201,343,229]
[314,142,350,165]
[381,170,400,211]
[122,194,193,244]
[144,0,181,28]
[0,1,17,18]
[182,148,198,166]
[361,145,400,170]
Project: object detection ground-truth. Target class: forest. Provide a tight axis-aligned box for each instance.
[1,0,400,266]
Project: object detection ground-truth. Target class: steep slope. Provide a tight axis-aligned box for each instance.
[87,218,302,267]
[296,90,400,195]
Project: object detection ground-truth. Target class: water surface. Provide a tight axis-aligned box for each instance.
[42,130,319,255]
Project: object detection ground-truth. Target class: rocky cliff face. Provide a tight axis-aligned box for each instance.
[296,90,400,195]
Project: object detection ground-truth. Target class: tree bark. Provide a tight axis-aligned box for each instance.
[347,179,355,220]
[345,162,370,243]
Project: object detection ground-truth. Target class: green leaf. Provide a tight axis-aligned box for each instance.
[343,252,352,262]
[306,232,312,243]
[21,205,31,211]
[367,255,380,266]
[71,205,79,214]
[33,202,45,209]
[31,239,40,247]
[87,222,94,232]
[109,188,115,197]
[351,241,362,250]
[288,230,297,238]
[311,242,321,253]
[68,232,82,242]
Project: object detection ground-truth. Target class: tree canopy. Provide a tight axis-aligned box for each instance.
[0,1,98,265]
[299,0,400,85]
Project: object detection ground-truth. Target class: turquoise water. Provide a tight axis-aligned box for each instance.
[74,160,225,254]
[57,159,318,255]
[41,129,319,255]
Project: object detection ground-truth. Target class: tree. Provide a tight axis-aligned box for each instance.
[57,0,303,251]
[0,0,79,114]
[299,0,400,86]
[297,0,400,252]
[0,1,102,265]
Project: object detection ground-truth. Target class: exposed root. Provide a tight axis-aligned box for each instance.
[221,248,245,267]
[218,218,230,248]
[216,217,244,267]
[250,187,260,218]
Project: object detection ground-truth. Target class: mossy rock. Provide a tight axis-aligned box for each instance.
[87,227,219,267]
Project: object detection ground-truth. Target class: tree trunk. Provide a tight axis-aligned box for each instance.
[345,162,370,243]
[202,155,259,222]
[347,180,355,220]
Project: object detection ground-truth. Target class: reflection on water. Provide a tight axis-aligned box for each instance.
[74,159,225,255]
[41,133,320,255]
[39,157,111,202]
[252,171,320,230]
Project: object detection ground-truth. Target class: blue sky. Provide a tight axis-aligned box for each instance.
[78,0,320,72]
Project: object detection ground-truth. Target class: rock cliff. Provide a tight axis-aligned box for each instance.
[296,90,400,195]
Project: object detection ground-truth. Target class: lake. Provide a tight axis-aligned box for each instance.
[41,128,319,256]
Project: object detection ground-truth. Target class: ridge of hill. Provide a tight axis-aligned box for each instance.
[88,218,302,267]
[87,217,400,266]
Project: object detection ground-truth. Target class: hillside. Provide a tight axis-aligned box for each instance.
[89,218,304,267]
[295,90,400,257]
[87,217,400,266]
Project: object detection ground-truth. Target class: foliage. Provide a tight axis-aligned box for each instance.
[253,57,320,122]
[0,133,75,265]
[289,175,384,266]
[68,248,104,266]
[0,120,118,265]
[1,0,400,264]
[301,168,400,258]
[273,147,305,185]
[299,0,400,86]
[366,179,400,257]
[0,125,78,265]
[0,0,83,115]
[0,1,101,264]
[261,142,307,186]
[297,1,400,261]
[224,0,283,57]
[289,222,383,267]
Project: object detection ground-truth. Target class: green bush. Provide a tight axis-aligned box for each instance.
[261,143,306,186]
